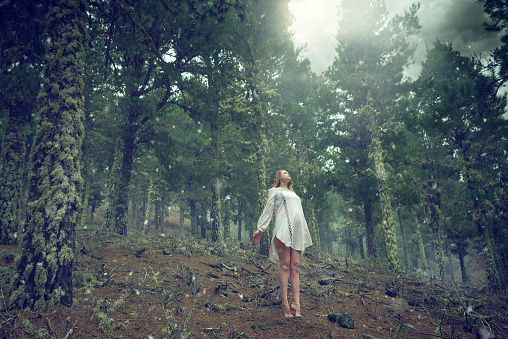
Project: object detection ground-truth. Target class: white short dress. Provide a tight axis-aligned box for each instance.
[256,187,313,264]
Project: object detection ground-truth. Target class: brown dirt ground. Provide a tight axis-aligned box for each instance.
[0,217,507,339]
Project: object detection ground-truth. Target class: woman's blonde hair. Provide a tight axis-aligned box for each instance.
[272,170,293,191]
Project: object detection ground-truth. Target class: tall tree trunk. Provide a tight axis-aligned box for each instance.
[223,185,231,241]
[200,204,207,239]
[179,197,185,232]
[114,118,137,236]
[457,247,468,283]
[210,122,222,243]
[237,199,243,242]
[189,200,197,236]
[9,0,87,309]
[255,139,270,256]
[364,201,377,259]
[143,178,154,235]
[359,236,365,259]
[397,207,410,270]
[0,97,28,245]
[427,196,445,280]
[474,198,502,291]
[411,208,429,272]
[104,142,122,230]
[155,195,162,232]
[370,121,400,272]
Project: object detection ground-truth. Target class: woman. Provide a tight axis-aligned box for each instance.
[252,170,313,317]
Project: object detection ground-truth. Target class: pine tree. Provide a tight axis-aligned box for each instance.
[417,41,508,290]
[322,0,420,271]
[9,0,88,309]
[0,0,46,245]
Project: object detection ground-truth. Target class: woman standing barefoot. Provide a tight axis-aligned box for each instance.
[252,170,313,317]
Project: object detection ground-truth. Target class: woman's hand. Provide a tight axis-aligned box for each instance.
[252,230,262,244]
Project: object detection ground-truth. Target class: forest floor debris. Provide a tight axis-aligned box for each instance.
[0,221,507,338]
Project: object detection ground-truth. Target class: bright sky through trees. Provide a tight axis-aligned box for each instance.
[289,0,502,77]
[288,0,339,74]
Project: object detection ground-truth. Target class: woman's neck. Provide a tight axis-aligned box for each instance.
[279,182,288,189]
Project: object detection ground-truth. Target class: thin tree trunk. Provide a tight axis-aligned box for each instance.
[189,200,197,236]
[411,208,429,272]
[364,201,377,259]
[210,122,222,243]
[237,199,242,242]
[144,179,154,235]
[104,143,122,230]
[457,248,468,283]
[179,198,185,232]
[427,197,445,280]
[199,204,207,239]
[255,138,269,256]
[223,186,231,241]
[0,98,28,245]
[155,195,162,232]
[397,207,410,270]
[359,236,365,259]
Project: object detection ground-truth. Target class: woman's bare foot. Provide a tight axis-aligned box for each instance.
[291,302,301,317]
[282,302,294,318]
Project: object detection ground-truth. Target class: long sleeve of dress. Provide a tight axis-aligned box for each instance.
[256,188,277,233]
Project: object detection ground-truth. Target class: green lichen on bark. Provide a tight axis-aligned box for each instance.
[0,99,27,245]
[210,177,223,243]
[103,142,122,230]
[411,208,429,272]
[113,117,136,236]
[255,137,269,256]
[427,198,445,279]
[144,178,155,235]
[474,197,503,291]
[9,0,88,310]
[366,104,400,273]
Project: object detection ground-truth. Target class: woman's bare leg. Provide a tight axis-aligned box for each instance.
[274,237,293,317]
[289,248,302,316]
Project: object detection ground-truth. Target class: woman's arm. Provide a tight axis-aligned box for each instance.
[252,189,277,243]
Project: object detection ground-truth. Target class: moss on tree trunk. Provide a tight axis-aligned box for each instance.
[0,100,27,245]
[114,121,136,236]
[427,195,445,280]
[9,0,88,310]
[363,202,377,259]
[210,123,222,243]
[255,138,269,256]
[411,208,429,272]
[369,121,400,273]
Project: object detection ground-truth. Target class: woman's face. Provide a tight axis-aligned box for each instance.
[280,170,291,184]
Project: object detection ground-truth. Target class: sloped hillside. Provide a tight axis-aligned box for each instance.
[0,222,506,339]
